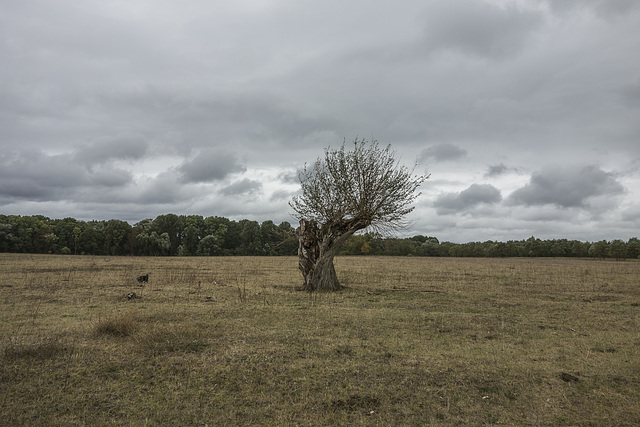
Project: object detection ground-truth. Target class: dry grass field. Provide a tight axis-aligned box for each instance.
[1,253,639,425]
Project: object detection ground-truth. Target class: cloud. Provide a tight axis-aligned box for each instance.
[132,171,192,205]
[507,165,625,208]
[178,150,246,183]
[420,1,543,59]
[0,151,74,199]
[618,81,640,109]
[419,143,467,163]
[220,178,262,196]
[270,189,293,201]
[0,149,133,201]
[85,166,132,188]
[75,137,148,166]
[434,183,502,214]
[485,163,509,177]
[621,205,640,224]
[484,163,520,178]
[548,0,640,18]
[278,170,300,185]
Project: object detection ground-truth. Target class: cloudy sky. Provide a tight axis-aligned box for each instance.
[1,0,639,243]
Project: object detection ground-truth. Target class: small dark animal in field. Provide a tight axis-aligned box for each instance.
[127,292,139,300]
[137,274,149,284]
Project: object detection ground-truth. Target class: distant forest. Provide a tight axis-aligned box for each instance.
[1,214,638,259]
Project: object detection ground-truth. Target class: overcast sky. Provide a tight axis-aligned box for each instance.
[1,0,639,243]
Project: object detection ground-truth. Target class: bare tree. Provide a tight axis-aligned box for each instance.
[290,138,429,291]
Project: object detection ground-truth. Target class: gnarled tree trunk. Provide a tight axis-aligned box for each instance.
[296,219,359,291]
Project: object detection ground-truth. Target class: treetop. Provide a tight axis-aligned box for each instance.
[289,138,429,234]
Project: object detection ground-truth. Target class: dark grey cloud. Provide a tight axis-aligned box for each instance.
[484,163,520,178]
[220,179,263,197]
[0,150,79,198]
[434,184,502,214]
[75,137,148,166]
[421,1,543,59]
[485,164,509,178]
[0,149,133,201]
[507,165,625,208]
[178,150,246,183]
[418,143,467,163]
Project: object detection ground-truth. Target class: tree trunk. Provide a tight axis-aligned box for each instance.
[296,219,351,291]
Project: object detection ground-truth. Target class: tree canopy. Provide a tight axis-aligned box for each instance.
[291,139,429,291]
[290,138,429,234]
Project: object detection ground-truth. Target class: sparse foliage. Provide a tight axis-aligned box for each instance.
[290,138,429,291]
[290,138,428,234]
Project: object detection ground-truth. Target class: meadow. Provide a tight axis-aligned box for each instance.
[1,253,639,425]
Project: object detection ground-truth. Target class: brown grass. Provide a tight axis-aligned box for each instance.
[1,254,639,425]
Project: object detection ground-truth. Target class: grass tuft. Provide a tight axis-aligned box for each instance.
[328,394,381,413]
[135,326,211,355]
[93,314,137,337]
[3,336,69,361]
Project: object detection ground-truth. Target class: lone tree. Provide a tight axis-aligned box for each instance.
[290,138,429,291]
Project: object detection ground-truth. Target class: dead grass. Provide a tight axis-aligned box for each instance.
[94,313,138,337]
[1,253,639,425]
[3,334,70,362]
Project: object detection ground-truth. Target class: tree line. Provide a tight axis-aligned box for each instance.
[337,233,640,260]
[0,214,298,256]
[1,214,638,259]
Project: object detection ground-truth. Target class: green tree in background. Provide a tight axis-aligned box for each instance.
[609,239,626,260]
[0,214,635,260]
[627,237,640,259]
